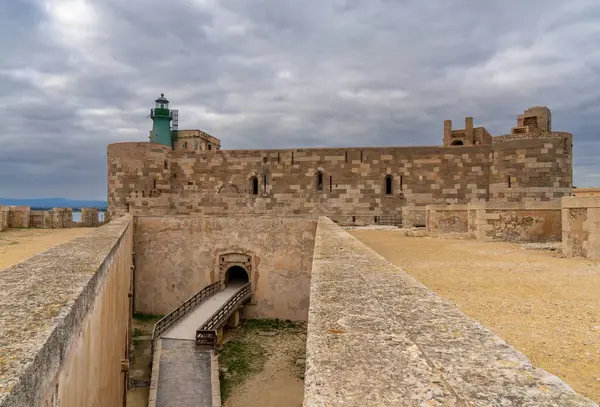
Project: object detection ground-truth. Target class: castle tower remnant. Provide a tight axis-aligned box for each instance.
[149,93,173,147]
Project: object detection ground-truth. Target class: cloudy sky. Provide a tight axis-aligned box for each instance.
[1,0,599,200]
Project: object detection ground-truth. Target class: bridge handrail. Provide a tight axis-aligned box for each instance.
[195,282,252,347]
[152,281,223,344]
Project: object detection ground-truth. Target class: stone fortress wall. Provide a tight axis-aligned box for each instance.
[107,107,573,224]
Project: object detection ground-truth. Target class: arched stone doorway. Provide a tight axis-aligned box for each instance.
[225,265,249,287]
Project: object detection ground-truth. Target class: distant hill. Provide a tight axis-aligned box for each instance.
[0,198,107,210]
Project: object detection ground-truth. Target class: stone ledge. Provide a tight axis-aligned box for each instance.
[0,216,132,406]
[563,196,600,209]
[303,217,597,407]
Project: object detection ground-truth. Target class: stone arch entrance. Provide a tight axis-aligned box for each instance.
[225,265,249,286]
[218,252,253,289]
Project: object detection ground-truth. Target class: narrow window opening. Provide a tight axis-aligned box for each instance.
[360,150,363,162]
[374,216,378,223]
[317,172,323,191]
[153,179,157,189]
[345,151,348,163]
[164,160,168,170]
[251,177,258,195]
[400,175,403,190]
[263,174,267,192]
[385,175,392,195]
[278,152,280,164]
[291,152,294,164]
[208,144,212,150]
[352,216,356,223]
[507,176,512,188]
[329,176,332,192]
[126,203,130,213]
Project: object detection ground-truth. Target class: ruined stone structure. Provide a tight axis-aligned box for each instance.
[108,105,573,225]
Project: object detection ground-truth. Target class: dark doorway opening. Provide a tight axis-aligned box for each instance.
[251,177,259,195]
[225,266,249,286]
[385,175,392,195]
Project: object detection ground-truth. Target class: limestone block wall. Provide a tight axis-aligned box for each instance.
[133,215,317,321]
[0,216,133,407]
[51,208,72,228]
[489,133,572,202]
[8,206,30,228]
[303,217,597,406]
[80,208,99,227]
[469,201,562,242]
[108,143,495,220]
[0,206,9,231]
[107,142,172,219]
[29,210,52,228]
[562,196,600,259]
[426,204,469,233]
[402,205,427,227]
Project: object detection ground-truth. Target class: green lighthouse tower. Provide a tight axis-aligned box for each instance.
[149,93,173,147]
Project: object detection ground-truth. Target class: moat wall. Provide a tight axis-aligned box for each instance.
[0,217,133,407]
[133,215,317,321]
[304,217,596,406]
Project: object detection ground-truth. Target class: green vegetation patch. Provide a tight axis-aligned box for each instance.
[132,312,163,322]
[242,318,299,331]
[132,328,144,338]
[218,318,302,401]
[219,338,266,401]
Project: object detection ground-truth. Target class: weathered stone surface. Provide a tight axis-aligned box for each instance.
[108,108,573,223]
[303,217,597,407]
[562,196,600,259]
[154,339,212,407]
[134,215,316,321]
[0,216,133,407]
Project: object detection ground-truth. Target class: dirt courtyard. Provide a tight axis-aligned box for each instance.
[350,229,600,403]
[0,228,94,270]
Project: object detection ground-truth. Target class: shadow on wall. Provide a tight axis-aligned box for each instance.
[225,266,249,286]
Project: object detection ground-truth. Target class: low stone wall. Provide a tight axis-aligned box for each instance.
[8,206,30,228]
[303,217,597,406]
[29,210,52,228]
[0,207,104,230]
[80,208,99,227]
[0,216,133,407]
[0,206,8,231]
[51,207,72,228]
[426,204,468,233]
[562,196,600,259]
[468,201,561,242]
[402,206,426,227]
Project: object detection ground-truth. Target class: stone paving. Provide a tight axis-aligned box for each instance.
[155,339,212,407]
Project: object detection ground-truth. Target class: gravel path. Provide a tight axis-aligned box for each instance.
[350,230,600,402]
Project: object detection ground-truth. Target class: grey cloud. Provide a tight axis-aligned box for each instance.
[1,0,599,199]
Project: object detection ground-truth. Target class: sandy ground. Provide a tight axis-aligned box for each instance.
[350,229,600,402]
[0,228,94,270]
[223,324,306,407]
